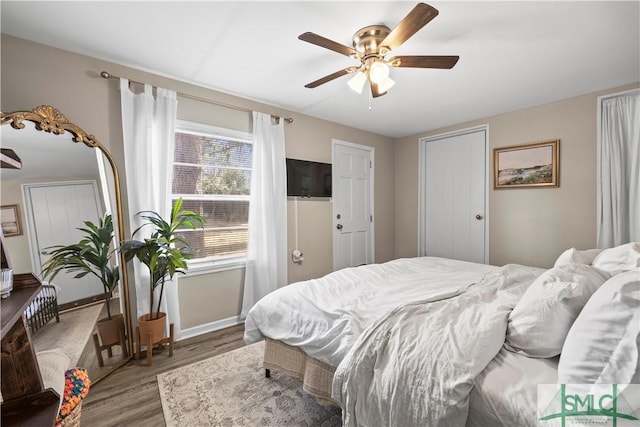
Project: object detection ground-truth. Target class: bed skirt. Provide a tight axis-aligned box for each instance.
[263,338,338,407]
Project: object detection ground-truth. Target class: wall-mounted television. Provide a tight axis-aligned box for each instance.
[286,158,332,198]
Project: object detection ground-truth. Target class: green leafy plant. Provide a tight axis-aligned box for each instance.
[121,198,204,320]
[41,213,120,319]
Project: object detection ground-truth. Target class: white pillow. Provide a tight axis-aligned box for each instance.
[36,348,71,404]
[558,268,640,385]
[554,248,602,267]
[592,242,640,275]
[505,264,610,358]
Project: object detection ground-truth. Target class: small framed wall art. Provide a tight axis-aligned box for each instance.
[0,204,23,237]
[494,139,559,189]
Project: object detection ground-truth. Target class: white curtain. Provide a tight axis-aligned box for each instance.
[598,90,640,247]
[120,79,177,321]
[241,112,288,318]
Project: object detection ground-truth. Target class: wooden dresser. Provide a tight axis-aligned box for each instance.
[1,273,59,427]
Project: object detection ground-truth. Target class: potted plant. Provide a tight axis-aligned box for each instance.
[41,213,124,346]
[121,198,203,348]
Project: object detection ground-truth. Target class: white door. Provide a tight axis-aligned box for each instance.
[419,127,488,263]
[332,140,374,271]
[24,181,104,305]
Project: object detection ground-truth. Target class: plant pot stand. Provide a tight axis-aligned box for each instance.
[135,323,174,367]
[91,329,128,367]
[93,314,128,367]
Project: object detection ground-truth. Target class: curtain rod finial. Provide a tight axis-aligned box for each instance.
[101,71,112,79]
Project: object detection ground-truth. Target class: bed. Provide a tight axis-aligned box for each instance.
[244,242,640,426]
[24,283,60,333]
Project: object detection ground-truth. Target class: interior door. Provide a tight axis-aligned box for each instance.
[24,180,104,304]
[419,127,487,263]
[332,140,374,271]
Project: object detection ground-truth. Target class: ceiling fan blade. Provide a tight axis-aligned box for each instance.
[389,55,459,69]
[299,32,360,58]
[380,3,439,52]
[370,81,387,98]
[305,67,358,88]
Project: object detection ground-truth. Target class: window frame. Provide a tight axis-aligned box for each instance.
[173,120,253,272]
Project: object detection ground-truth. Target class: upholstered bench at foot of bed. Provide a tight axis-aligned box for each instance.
[263,338,337,407]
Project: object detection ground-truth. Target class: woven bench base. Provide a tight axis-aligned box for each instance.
[263,338,338,407]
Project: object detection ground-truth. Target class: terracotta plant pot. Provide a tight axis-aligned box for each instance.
[138,312,167,345]
[96,313,125,346]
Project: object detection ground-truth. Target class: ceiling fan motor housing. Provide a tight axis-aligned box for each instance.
[352,25,391,57]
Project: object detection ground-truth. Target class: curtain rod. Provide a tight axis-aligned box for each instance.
[100,71,293,124]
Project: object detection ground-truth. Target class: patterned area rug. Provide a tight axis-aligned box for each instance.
[157,341,342,427]
[32,303,103,366]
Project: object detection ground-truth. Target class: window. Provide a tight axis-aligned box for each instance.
[172,121,252,263]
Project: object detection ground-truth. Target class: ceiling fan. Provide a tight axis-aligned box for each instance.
[299,2,459,98]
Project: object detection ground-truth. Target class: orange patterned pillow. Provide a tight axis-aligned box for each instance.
[56,368,91,424]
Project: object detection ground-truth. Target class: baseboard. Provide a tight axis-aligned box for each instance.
[175,315,244,342]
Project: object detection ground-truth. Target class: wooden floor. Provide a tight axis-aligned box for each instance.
[81,323,246,427]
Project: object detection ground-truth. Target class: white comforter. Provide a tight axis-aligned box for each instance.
[331,263,544,427]
[244,257,498,367]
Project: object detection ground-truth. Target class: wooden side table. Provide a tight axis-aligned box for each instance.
[1,274,59,426]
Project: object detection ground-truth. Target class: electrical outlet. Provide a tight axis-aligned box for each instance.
[292,249,304,263]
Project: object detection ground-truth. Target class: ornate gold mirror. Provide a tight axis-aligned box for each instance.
[0,105,132,384]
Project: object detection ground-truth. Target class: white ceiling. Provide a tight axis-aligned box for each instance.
[1,123,100,181]
[1,1,639,138]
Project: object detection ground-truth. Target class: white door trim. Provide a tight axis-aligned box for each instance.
[417,125,490,263]
[331,139,375,269]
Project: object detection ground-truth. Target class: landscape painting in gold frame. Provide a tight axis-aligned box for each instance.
[494,140,559,189]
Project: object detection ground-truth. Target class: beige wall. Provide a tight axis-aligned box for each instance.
[394,82,640,268]
[178,268,245,329]
[1,35,394,329]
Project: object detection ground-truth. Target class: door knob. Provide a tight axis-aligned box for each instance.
[336,224,343,230]
[475,214,483,220]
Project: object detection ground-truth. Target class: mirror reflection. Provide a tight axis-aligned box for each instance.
[0,119,128,382]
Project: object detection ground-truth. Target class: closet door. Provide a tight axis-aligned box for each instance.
[24,181,104,305]
[419,127,487,264]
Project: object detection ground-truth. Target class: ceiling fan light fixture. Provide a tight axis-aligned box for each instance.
[377,76,396,94]
[368,61,389,84]
[347,71,368,94]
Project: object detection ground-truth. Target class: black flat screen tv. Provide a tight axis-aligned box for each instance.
[286,158,332,198]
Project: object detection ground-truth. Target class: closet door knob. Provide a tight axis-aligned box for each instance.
[475,214,483,220]
[336,224,343,230]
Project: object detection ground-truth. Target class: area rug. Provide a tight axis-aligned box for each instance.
[32,303,103,366]
[157,341,342,427]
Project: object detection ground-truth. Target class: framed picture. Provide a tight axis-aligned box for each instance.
[494,140,559,189]
[0,205,23,237]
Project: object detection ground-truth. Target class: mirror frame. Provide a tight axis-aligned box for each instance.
[0,105,133,383]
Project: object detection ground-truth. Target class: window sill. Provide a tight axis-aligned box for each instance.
[185,256,247,276]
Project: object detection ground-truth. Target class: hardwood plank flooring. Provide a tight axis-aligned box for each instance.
[81,323,246,427]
